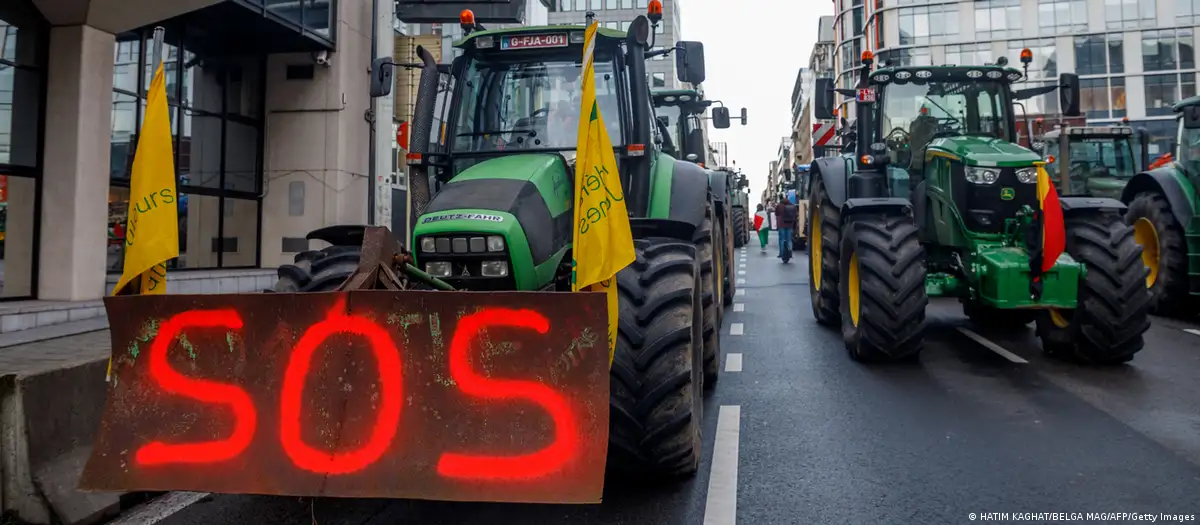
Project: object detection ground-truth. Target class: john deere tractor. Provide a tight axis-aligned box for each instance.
[729,169,751,248]
[652,88,747,308]
[810,51,1152,364]
[278,9,722,476]
[1034,125,1149,199]
[1119,97,1200,315]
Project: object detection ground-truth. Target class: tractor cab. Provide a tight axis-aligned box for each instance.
[1171,96,1200,177]
[1037,126,1147,199]
[651,89,745,165]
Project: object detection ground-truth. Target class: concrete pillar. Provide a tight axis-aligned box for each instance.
[259,0,371,267]
[37,25,115,301]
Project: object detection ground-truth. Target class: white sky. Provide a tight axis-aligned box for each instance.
[679,0,834,203]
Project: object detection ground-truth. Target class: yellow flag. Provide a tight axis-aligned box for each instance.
[112,62,179,298]
[571,22,636,365]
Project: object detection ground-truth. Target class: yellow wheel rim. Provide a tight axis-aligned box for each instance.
[1049,309,1071,328]
[848,252,861,327]
[1132,217,1160,288]
[811,208,822,289]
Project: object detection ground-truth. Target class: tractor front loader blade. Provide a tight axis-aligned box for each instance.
[80,229,611,504]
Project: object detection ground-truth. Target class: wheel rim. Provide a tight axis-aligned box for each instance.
[811,207,822,289]
[1132,217,1160,288]
[848,252,861,327]
[1049,309,1071,328]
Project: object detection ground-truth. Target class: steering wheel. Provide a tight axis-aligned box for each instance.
[529,107,550,119]
[885,127,909,150]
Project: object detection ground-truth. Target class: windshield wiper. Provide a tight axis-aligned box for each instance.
[457,129,536,138]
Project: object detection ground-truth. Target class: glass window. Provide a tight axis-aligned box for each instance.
[1109,33,1125,73]
[1111,76,1127,118]
[1080,78,1111,118]
[605,0,617,9]
[1074,35,1108,75]
[453,53,625,153]
[621,0,633,8]
[1106,0,1156,30]
[1008,39,1057,79]
[0,174,36,297]
[637,0,648,7]
[898,4,958,46]
[220,197,259,267]
[108,27,263,273]
[1181,0,1200,24]
[877,80,1013,146]
[1145,74,1179,116]
[651,72,666,87]
[1142,30,1177,71]
[0,64,39,167]
[946,44,993,66]
[975,0,1021,40]
[265,0,332,38]
[1184,72,1197,99]
[1039,0,1088,35]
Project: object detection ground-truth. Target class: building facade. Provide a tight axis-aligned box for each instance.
[0,0,417,336]
[790,16,835,170]
[833,0,1198,155]
[549,0,682,89]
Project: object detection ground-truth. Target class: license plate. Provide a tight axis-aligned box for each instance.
[857,88,876,103]
[502,33,569,50]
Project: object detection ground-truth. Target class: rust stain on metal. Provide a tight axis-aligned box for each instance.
[82,290,609,504]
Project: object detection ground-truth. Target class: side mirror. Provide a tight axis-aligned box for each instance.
[814,77,835,120]
[685,153,699,162]
[676,41,706,85]
[1184,105,1200,129]
[1059,73,1081,117]
[712,107,731,129]
[739,108,748,126]
[370,57,394,98]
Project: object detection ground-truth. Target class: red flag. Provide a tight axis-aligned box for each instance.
[1036,164,1066,274]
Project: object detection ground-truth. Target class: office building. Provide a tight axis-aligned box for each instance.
[549,0,682,89]
[834,0,1196,155]
[0,0,410,337]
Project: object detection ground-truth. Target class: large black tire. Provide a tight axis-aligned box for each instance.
[610,239,704,477]
[274,245,362,292]
[809,176,841,326]
[838,216,928,362]
[732,207,749,248]
[1035,211,1152,364]
[1126,191,1190,316]
[962,301,1037,330]
[694,205,722,388]
[720,210,735,308]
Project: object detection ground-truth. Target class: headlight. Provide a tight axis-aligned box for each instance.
[469,236,486,252]
[425,261,452,277]
[1015,167,1038,184]
[481,260,509,277]
[965,167,1000,185]
[420,237,436,253]
[487,236,505,252]
[451,237,469,253]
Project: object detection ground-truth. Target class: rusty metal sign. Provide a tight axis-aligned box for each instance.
[81,291,610,504]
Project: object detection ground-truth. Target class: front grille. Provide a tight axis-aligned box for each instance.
[953,165,1039,234]
[416,233,514,290]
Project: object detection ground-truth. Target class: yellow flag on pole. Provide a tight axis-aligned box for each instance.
[571,22,636,365]
[112,61,179,297]
[107,61,179,381]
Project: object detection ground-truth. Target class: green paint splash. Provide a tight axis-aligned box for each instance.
[226,332,236,353]
[429,313,443,348]
[126,319,162,359]
[178,333,197,360]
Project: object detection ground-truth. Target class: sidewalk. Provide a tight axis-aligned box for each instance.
[1,328,119,525]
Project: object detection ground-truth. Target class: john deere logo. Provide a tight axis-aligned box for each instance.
[1000,187,1016,200]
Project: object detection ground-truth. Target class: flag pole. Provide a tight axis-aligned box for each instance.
[149,26,165,75]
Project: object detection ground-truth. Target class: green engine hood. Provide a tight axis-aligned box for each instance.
[928,136,1041,168]
[449,154,573,215]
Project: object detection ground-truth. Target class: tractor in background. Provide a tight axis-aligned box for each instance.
[1034,125,1149,199]
[306,7,721,476]
[652,88,747,310]
[1119,96,1200,316]
[810,50,1151,364]
[727,168,751,248]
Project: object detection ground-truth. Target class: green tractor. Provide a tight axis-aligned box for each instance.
[725,168,752,248]
[651,88,747,308]
[1119,97,1200,315]
[810,51,1152,364]
[1034,125,1149,199]
[280,10,723,476]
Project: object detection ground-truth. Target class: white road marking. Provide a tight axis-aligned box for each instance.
[725,353,743,372]
[737,270,746,275]
[738,263,746,268]
[1185,329,1200,337]
[107,491,211,525]
[703,405,741,525]
[735,289,745,296]
[733,303,745,312]
[730,323,744,335]
[736,278,746,284]
[956,327,1029,364]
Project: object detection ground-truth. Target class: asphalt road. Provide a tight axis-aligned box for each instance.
[118,234,1200,525]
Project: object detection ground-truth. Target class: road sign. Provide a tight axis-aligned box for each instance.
[813,122,836,147]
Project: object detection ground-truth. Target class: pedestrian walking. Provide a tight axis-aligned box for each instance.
[753,204,770,253]
[774,197,799,263]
